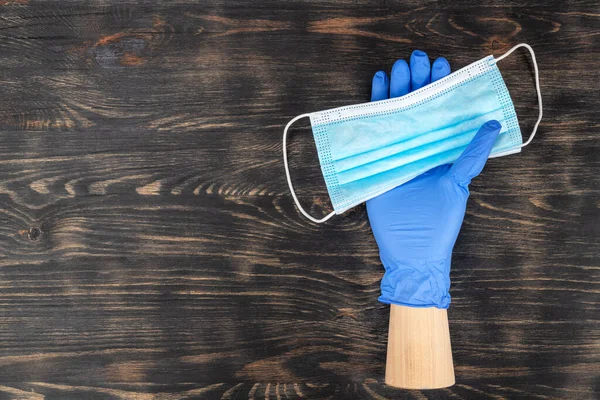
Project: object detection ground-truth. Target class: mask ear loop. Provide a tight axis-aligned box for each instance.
[494,43,543,148]
[283,114,335,223]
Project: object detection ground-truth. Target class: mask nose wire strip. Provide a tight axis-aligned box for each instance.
[494,43,543,148]
[283,113,336,223]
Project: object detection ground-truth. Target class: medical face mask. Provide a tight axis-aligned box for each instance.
[283,43,543,223]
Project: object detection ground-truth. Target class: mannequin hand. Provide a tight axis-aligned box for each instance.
[367,50,501,308]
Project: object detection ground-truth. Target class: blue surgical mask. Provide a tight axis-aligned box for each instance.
[283,43,543,223]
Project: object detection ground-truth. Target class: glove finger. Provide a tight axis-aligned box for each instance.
[410,50,431,90]
[390,59,410,98]
[431,57,451,82]
[450,120,502,186]
[371,70,390,101]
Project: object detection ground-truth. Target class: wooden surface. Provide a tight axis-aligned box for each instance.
[0,0,598,399]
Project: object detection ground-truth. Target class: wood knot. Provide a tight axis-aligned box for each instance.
[488,36,509,52]
[28,227,42,241]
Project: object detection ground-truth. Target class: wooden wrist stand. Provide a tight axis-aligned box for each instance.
[385,304,455,389]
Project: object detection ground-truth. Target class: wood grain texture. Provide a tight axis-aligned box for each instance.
[0,0,598,398]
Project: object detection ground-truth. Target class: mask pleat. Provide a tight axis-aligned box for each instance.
[332,108,504,175]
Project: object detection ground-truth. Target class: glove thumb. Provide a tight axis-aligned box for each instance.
[450,120,502,186]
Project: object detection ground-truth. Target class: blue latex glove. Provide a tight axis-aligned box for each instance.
[367,50,502,309]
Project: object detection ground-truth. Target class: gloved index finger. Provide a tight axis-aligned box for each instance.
[431,57,451,82]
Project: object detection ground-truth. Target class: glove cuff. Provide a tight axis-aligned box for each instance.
[378,256,451,309]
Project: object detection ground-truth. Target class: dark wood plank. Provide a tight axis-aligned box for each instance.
[0,0,598,398]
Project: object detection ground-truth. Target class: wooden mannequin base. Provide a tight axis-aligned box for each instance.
[385,304,455,389]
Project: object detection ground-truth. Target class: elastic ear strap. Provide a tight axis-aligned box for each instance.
[283,114,335,223]
[494,43,543,148]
